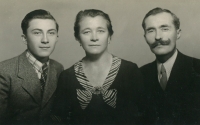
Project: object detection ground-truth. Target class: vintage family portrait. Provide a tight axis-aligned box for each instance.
[0,0,200,124]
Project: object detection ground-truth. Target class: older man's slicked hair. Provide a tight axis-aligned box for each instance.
[142,7,180,30]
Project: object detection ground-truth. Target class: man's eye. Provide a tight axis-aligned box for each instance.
[147,30,154,33]
[162,28,169,31]
[33,32,41,35]
[83,31,90,34]
[49,32,55,35]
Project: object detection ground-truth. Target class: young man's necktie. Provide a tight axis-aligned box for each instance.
[40,63,48,92]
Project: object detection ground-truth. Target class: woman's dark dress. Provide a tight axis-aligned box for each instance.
[53,56,145,124]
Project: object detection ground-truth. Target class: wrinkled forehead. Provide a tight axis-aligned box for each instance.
[144,12,174,28]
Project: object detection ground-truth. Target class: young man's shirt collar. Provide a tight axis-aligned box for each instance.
[26,50,49,79]
[157,49,178,82]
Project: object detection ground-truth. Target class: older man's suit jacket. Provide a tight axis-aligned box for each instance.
[140,51,200,125]
[0,51,64,125]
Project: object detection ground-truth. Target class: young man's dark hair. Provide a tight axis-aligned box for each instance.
[21,9,59,35]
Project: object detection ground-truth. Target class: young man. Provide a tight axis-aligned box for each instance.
[140,7,200,125]
[0,9,64,124]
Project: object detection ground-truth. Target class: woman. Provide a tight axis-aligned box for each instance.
[53,9,145,124]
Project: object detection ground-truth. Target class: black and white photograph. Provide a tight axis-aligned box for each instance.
[0,0,200,124]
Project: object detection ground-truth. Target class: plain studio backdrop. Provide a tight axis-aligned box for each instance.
[0,0,200,69]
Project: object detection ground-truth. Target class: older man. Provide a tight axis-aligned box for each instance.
[140,7,200,125]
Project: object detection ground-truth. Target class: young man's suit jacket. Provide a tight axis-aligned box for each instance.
[0,51,64,125]
[140,51,200,125]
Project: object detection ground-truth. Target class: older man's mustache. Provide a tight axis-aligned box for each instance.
[150,39,171,48]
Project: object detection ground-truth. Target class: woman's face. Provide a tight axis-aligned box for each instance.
[78,16,110,55]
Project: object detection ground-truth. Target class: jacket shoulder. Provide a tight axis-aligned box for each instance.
[50,59,64,71]
[140,61,155,73]
[0,56,19,73]
[187,56,200,73]
[192,58,200,73]
[180,53,200,73]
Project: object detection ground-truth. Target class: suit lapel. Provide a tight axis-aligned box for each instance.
[166,52,186,91]
[150,61,159,83]
[42,60,58,107]
[17,52,42,104]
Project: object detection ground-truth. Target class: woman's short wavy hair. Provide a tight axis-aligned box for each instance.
[74,9,114,41]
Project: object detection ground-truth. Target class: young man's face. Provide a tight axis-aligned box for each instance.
[144,12,181,56]
[23,19,58,62]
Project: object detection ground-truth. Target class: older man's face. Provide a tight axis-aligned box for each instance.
[144,12,181,56]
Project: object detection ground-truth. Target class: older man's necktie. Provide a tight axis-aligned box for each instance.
[160,64,167,90]
[40,63,48,92]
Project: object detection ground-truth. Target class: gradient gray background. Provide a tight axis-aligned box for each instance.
[0,0,200,69]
